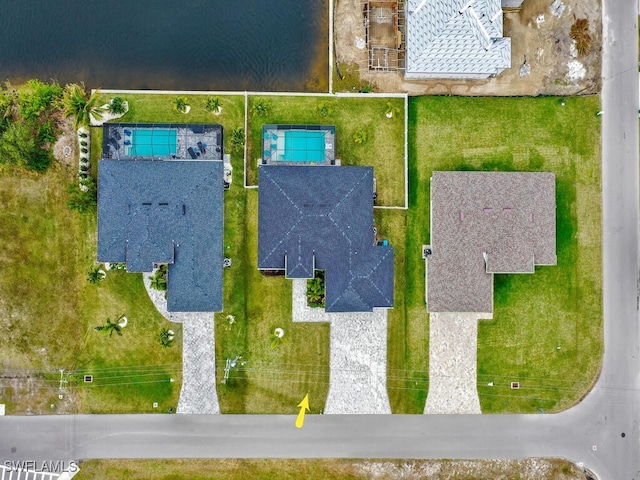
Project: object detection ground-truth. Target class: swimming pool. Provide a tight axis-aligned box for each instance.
[281,130,326,162]
[129,128,177,157]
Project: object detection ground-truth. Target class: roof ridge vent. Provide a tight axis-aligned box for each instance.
[459,0,474,13]
[411,0,428,14]
[468,6,493,50]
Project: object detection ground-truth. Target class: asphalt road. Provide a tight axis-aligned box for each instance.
[1,0,638,478]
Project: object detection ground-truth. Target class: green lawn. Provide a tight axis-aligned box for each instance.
[0,164,182,414]
[96,92,331,413]
[95,92,246,127]
[246,95,405,207]
[215,188,330,414]
[377,208,429,413]
[408,95,603,413]
[0,92,603,416]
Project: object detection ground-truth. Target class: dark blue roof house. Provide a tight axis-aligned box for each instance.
[258,165,394,312]
[97,124,224,312]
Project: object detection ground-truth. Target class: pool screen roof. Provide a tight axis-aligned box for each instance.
[102,123,223,161]
[258,165,394,312]
[262,124,336,166]
[98,159,224,312]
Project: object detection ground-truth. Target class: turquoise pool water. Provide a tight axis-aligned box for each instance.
[130,129,177,157]
[281,130,326,162]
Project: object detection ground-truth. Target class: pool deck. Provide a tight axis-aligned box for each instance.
[103,123,223,161]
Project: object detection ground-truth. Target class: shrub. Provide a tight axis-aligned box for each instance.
[79,132,87,138]
[18,79,63,124]
[68,177,97,213]
[0,122,40,170]
[107,96,127,115]
[80,141,87,147]
[149,265,168,291]
[306,270,326,308]
[81,147,88,154]
[37,121,56,144]
[80,165,88,172]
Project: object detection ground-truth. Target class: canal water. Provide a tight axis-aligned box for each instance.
[0,0,328,92]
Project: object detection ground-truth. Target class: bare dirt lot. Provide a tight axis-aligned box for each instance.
[334,0,601,95]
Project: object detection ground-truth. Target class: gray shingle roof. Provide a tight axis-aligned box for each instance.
[258,165,394,312]
[406,0,511,79]
[98,159,224,312]
[427,171,556,314]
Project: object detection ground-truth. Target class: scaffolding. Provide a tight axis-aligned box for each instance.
[363,0,406,71]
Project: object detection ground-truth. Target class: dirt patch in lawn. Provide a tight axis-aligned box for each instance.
[334,0,601,95]
[52,116,76,166]
[0,369,78,415]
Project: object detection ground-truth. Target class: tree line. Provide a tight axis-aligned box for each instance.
[0,80,108,172]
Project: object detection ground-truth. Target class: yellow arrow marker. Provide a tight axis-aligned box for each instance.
[295,393,310,429]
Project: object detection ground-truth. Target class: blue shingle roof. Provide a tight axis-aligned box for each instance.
[97,159,224,312]
[258,165,394,312]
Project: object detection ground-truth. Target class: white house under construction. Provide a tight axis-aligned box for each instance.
[362,0,512,79]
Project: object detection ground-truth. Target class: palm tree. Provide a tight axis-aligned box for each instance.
[250,100,270,117]
[353,129,367,145]
[158,327,175,347]
[230,127,245,152]
[204,97,222,114]
[317,102,332,117]
[270,328,287,349]
[173,96,190,114]
[385,101,400,119]
[94,314,125,337]
[61,83,103,129]
[87,264,106,284]
[107,96,127,115]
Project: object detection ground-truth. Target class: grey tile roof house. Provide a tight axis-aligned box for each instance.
[405,0,511,79]
[258,165,394,312]
[98,158,224,312]
[427,171,556,314]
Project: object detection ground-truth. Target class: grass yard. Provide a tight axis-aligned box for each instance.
[75,458,588,480]
[246,95,405,207]
[0,93,250,414]
[0,163,182,414]
[215,187,330,414]
[408,95,602,413]
[0,90,603,416]
[95,92,246,127]
[376,209,429,413]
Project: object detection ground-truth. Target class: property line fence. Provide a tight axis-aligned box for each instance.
[94,89,409,209]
